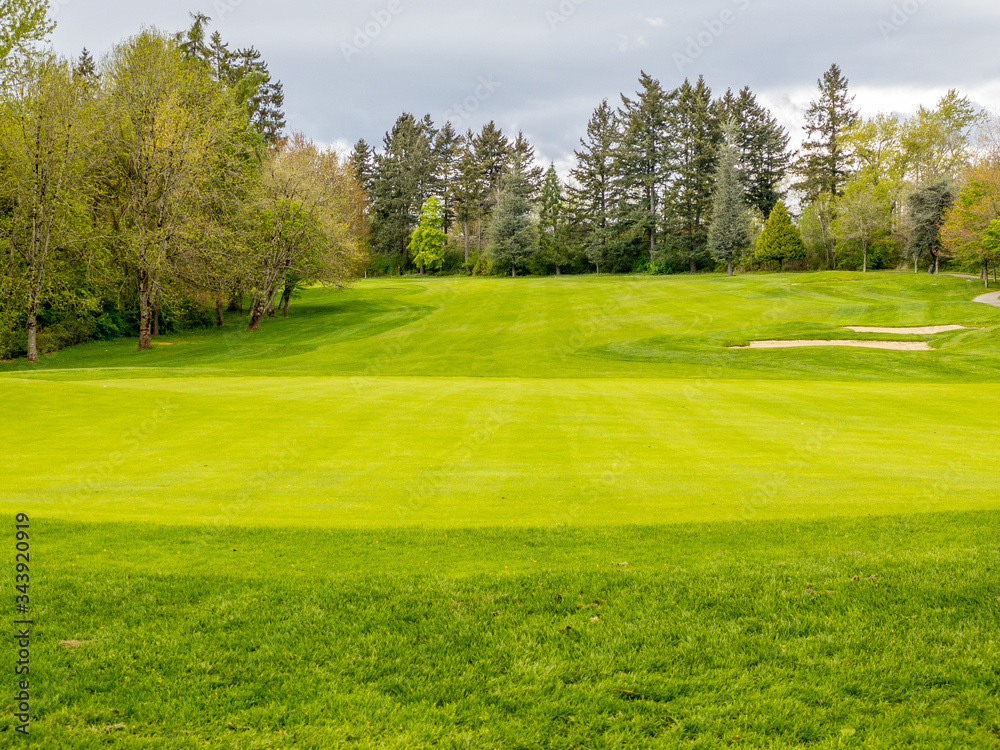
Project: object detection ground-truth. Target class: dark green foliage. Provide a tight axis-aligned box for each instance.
[370,113,438,263]
[708,126,752,276]
[795,64,859,201]
[617,71,672,261]
[176,16,286,144]
[665,76,722,273]
[487,168,538,276]
[719,86,791,217]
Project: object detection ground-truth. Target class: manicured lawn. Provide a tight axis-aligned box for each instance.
[1,272,999,747]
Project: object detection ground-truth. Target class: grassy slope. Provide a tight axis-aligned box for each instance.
[1,272,1000,747]
[1,273,999,527]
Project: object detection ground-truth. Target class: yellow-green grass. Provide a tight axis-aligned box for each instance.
[2,272,1000,748]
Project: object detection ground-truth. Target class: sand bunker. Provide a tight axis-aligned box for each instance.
[846,325,967,335]
[732,340,932,351]
[974,292,1000,308]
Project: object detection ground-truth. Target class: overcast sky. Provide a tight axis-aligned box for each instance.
[48,0,1000,173]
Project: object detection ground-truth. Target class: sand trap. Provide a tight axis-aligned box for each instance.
[846,325,967,335]
[974,292,1000,308]
[732,340,932,351]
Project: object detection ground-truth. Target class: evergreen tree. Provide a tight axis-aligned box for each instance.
[570,99,620,260]
[488,167,537,277]
[719,86,791,217]
[536,164,569,274]
[707,125,752,276]
[177,12,212,62]
[226,46,286,144]
[433,122,462,234]
[370,113,437,265]
[73,48,97,83]
[349,139,376,197]
[665,75,722,273]
[511,131,544,199]
[755,201,806,272]
[452,131,484,267]
[617,71,672,261]
[474,121,511,208]
[795,64,859,201]
[408,196,447,274]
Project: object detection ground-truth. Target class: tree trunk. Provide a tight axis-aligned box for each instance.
[281,286,292,318]
[138,271,153,350]
[779,258,784,273]
[914,257,918,274]
[556,266,561,276]
[247,296,268,332]
[934,255,940,274]
[153,304,160,337]
[464,219,470,267]
[862,241,867,274]
[25,313,38,363]
[512,267,516,278]
[690,259,697,274]
[727,261,733,277]
[215,296,225,327]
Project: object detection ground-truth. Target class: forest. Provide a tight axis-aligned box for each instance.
[2,6,1000,362]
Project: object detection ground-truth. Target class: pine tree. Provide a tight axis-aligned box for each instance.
[226,47,286,144]
[665,76,722,273]
[719,86,790,218]
[488,167,537,277]
[452,131,484,268]
[570,99,620,259]
[708,125,752,276]
[433,122,462,234]
[370,113,438,264]
[73,48,97,83]
[349,139,376,197]
[474,121,512,209]
[795,64,859,201]
[537,164,568,274]
[511,131,544,199]
[755,201,806,272]
[617,71,672,261]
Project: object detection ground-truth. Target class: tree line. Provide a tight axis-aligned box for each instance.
[0,12,366,361]
[355,64,1000,283]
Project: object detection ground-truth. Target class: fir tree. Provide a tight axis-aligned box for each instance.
[665,75,722,273]
[719,86,790,218]
[795,64,859,201]
[708,125,752,276]
[537,164,568,274]
[452,131,485,267]
[570,99,620,258]
[488,167,538,277]
[617,71,672,261]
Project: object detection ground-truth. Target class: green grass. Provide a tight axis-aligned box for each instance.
[2,272,999,747]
